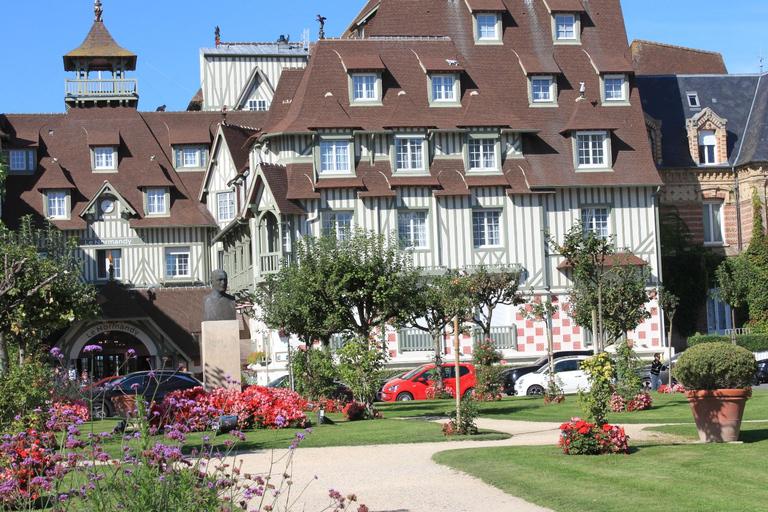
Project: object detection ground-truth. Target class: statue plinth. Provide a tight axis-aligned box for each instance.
[201,320,241,390]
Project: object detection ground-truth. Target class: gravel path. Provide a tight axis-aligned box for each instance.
[236,419,686,512]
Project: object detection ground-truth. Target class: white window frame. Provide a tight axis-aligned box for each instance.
[581,207,610,240]
[351,73,379,102]
[602,74,628,103]
[687,92,700,108]
[575,131,610,170]
[218,191,235,223]
[475,13,501,43]
[174,146,207,169]
[97,249,122,280]
[3,149,35,172]
[702,202,724,244]
[322,212,353,241]
[47,190,68,219]
[248,99,268,111]
[530,75,555,105]
[554,13,579,42]
[319,140,351,174]
[472,210,501,248]
[398,210,428,249]
[147,188,167,215]
[430,74,459,104]
[165,248,191,278]
[698,130,717,165]
[93,147,116,171]
[467,137,498,172]
[394,136,425,172]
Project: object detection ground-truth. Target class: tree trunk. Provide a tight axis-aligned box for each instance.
[730,308,737,345]
[18,338,26,365]
[453,316,461,428]
[0,332,8,376]
[433,331,444,388]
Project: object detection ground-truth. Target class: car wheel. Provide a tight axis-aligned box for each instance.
[641,378,652,392]
[92,402,112,420]
[526,385,545,396]
[462,387,475,398]
[396,392,414,401]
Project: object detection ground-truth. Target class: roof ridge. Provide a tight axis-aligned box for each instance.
[631,39,723,57]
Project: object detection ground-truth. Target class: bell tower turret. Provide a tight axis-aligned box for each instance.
[63,1,138,109]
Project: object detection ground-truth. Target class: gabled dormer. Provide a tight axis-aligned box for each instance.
[686,107,728,166]
[63,1,138,110]
[79,181,137,220]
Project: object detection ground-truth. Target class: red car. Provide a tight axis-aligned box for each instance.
[379,363,476,401]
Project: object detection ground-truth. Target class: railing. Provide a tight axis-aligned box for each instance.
[472,325,518,350]
[398,328,433,352]
[65,79,138,98]
[724,327,751,336]
[260,252,283,275]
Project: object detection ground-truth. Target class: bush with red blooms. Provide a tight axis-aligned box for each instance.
[342,401,381,421]
[558,417,629,455]
[609,391,652,412]
[151,385,308,431]
[425,384,455,399]
[659,383,686,393]
[0,429,58,504]
[306,398,348,413]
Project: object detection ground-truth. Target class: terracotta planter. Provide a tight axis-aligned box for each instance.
[685,389,751,443]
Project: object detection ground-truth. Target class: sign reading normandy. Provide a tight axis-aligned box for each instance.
[78,237,146,246]
[85,322,144,340]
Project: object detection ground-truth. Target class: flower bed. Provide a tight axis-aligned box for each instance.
[558,417,629,455]
[610,391,652,412]
[425,384,455,400]
[659,383,686,394]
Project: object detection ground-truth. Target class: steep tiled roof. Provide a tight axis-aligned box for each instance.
[636,74,762,168]
[265,0,660,193]
[63,21,137,71]
[630,40,728,76]
[0,109,267,231]
[738,76,768,165]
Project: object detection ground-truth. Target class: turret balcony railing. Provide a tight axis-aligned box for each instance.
[65,78,138,98]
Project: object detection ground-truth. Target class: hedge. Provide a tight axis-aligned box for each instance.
[686,333,768,352]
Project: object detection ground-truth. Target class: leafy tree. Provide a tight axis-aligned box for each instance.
[288,346,338,401]
[519,293,559,388]
[745,187,768,331]
[715,256,750,344]
[401,269,471,387]
[0,217,99,375]
[336,332,387,416]
[600,259,652,344]
[464,265,524,341]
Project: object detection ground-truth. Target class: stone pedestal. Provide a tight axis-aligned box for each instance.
[201,320,241,390]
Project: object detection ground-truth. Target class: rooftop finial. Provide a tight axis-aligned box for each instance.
[94,0,103,22]
[215,26,221,46]
[317,14,326,40]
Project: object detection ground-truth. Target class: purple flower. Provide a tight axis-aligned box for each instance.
[130,383,140,390]
[50,347,62,358]
[125,349,136,359]
[83,345,102,353]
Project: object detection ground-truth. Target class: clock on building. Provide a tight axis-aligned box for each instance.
[100,199,115,214]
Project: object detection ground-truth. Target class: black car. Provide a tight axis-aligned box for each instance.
[94,370,202,418]
[500,350,594,395]
[755,359,768,385]
[267,374,352,400]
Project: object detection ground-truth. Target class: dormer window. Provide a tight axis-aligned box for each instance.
[319,139,352,175]
[351,73,381,103]
[46,190,69,219]
[602,74,629,104]
[553,13,580,43]
[394,136,426,172]
[174,146,207,169]
[146,188,168,215]
[2,149,36,173]
[430,73,460,105]
[687,92,700,108]
[93,147,116,171]
[575,131,611,170]
[529,75,557,106]
[467,136,500,172]
[474,13,501,43]
[698,130,717,165]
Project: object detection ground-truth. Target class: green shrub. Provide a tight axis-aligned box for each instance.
[673,342,757,390]
[0,349,55,431]
[686,333,768,352]
[289,346,339,400]
[578,353,616,426]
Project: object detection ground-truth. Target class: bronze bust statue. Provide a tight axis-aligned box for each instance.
[203,269,237,322]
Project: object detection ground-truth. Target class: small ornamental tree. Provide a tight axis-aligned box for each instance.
[336,333,387,417]
[519,294,561,400]
[471,338,503,401]
[578,352,615,426]
[658,287,680,387]
[745,187,768,331]
[714,256,750,344]
[464,265,524,341]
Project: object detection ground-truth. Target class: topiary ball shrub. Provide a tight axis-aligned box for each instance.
[673,342,757,390]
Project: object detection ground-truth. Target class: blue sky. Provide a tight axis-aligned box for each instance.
[1,0,766,114]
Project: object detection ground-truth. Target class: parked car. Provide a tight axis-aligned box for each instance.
[638,353,680,390]
[499,350,594,395]
[514,355,591,396]
[267,374,353,400]
[378,363,476,402]
[95,370,202,418]
[754,359,768,385]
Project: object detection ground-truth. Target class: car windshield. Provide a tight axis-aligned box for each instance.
[400,366,426,380]
[532,355,549,366]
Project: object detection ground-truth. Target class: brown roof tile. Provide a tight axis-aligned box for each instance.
[543,0,586,12]
[630,40,728,76]
[465,0,508,12]
[63,21,136,71]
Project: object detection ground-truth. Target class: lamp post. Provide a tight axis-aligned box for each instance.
[454,315,461,427]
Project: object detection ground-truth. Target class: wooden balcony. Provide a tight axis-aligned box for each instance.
[65,79,138,108]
